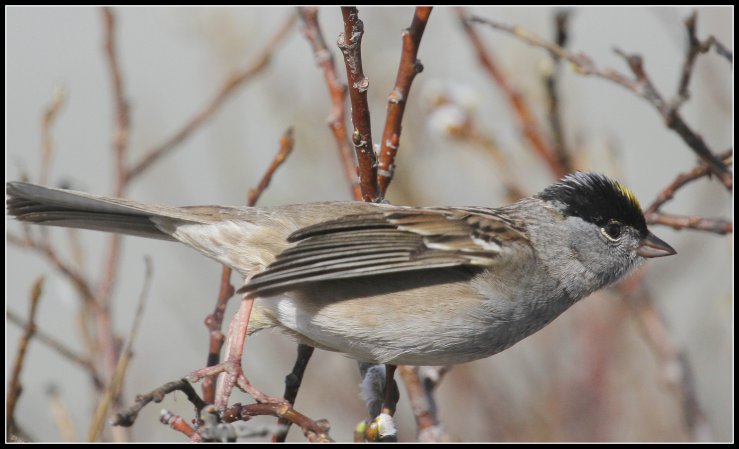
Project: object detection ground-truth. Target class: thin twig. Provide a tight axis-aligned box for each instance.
[674,11,732,109]
[377,7,433,196]
[102,7,129,195]
[99,10,130,409]
[124,12,297,183]
[202,127,295,404]
[88,257,153,441]
[6,276,45,436]
[646,149,732,215]
[47,386,81,442]
[7,233,98,307]
[202,267,235,405]
[39,86,66,185]
[338,7,380,202]
[543,10,573,173]
[112,379,208,427]
[469,15,733,189]
[298,7,360,200]
[7,311,101,388]
[458,9,566,179]
[247,127,295,205]
[222,402,333,443]
[646,213,732,235]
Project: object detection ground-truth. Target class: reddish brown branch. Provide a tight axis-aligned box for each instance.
[124,12,296,183]
[247,127,295,206]
[646,213,732,235]
[298,7,360,200]
[469,15,733,189]
[646,149,732,215]
[201,127,295,404]
[458,9,566,179]
[377,7,433,196]
[202,267,235,404]
[223,401,333,443]
[160,410,196,439]
[338,7,380,203]
[398,365,451,442]
[7,276,45,436]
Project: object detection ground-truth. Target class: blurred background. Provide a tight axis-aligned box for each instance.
[5,6,732,442]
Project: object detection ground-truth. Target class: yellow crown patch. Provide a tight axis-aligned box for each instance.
[614,181,641,211]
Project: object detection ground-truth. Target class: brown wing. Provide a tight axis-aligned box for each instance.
[238,207,530,296]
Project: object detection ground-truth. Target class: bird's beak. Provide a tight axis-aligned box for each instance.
[637,232,677,258]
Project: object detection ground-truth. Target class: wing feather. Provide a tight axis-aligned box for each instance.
[239,207,530,296]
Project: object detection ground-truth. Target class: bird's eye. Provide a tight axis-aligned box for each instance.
[601,221,623,241]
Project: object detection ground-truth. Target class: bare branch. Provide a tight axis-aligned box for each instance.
[645,149,732,215]
[468,15,733,189]
[124,12,297,183]
[202,127,295,404]
[7,233,98,306]
[102,7,130,195]
[223,402,333,443]
[338,7,380,203]
[39,86,66,185]
[112,379,208,428]
[543,9,574,173]
[247,127,295,205]
[88,258,153,441]
[377,7,433,196]
[202,266,235,405]
[7,276,45,436]
[458,9,566,179]
[298,7,360,200]
[646,213,732,235]
[7,311,101,387]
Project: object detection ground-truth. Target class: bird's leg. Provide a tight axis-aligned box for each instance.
[272,343,315,442]
[188,297,282,410]
[382,364,399,416]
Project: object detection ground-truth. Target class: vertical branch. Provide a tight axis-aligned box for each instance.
[543,10,573,172]
[102,7,130,196]
[88,258,153,442]
[7,276,45,437]
[99,6,130,405]
[338,7,380,202]
[376,6,432,196]
[457,8,566,179]
[39,86,66,185]
[201,127,295,404]
[298,7,360,200]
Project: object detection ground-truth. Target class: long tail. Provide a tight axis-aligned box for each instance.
[6,181,198,240]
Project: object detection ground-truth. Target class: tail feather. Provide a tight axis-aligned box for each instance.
[6,181,180,240]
